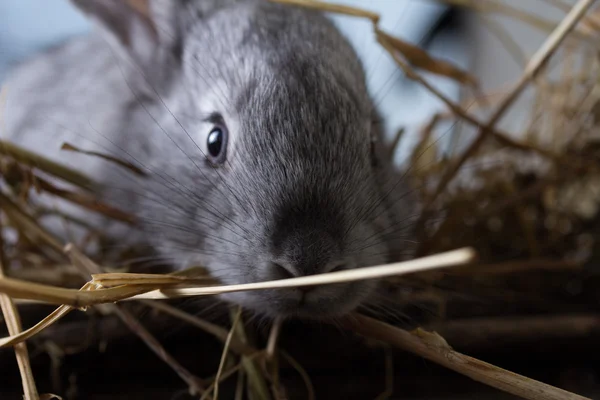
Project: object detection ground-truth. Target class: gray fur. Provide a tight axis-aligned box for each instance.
[4,0,416,318]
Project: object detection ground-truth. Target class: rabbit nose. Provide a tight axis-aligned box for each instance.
[269,260,347,280]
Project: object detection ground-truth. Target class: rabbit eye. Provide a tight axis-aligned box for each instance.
[207,126,227,164]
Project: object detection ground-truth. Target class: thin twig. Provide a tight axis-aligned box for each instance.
[436,0,595,43]
[0,140,97,191]
[141,300,255,355]
[0,192,64,254]
[376,28,566,164]
[269,0,379,23]
[280,351,316,400]
[373,345,394,400]
[232,310,271,400]
[235,370,245,400]
[202,353,263,400]
[276,0,556,164]
[0,248,476,307]
[0,304,76,348]
[127,248,477,301]
[387,128,405,163]
[343,314,591,400]
[66,245,207,396]
[214,307,242,400]
[428,0,598,204]
[32,174,135,225]
[541,0,572,12]
[60,142,146,177]
[482,15,528,67]
[376,31,484,131]
[266,317,283,361]
[0,215,39,399]
[112,305,207,396]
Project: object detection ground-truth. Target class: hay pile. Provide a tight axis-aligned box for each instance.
[1,0,600,399]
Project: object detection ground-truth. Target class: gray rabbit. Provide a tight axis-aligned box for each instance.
[3,0,416,318]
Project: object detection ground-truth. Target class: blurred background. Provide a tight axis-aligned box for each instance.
[0,0,574,165]
[0,0,465,164]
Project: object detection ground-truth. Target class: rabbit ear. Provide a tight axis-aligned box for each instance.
[70,0,169,66]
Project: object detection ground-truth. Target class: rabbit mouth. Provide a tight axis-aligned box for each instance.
[221,280,377,319]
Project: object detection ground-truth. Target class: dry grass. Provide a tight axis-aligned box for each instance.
[342,314,590,400]
[1,0,600,399]
[0,217,39,399]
